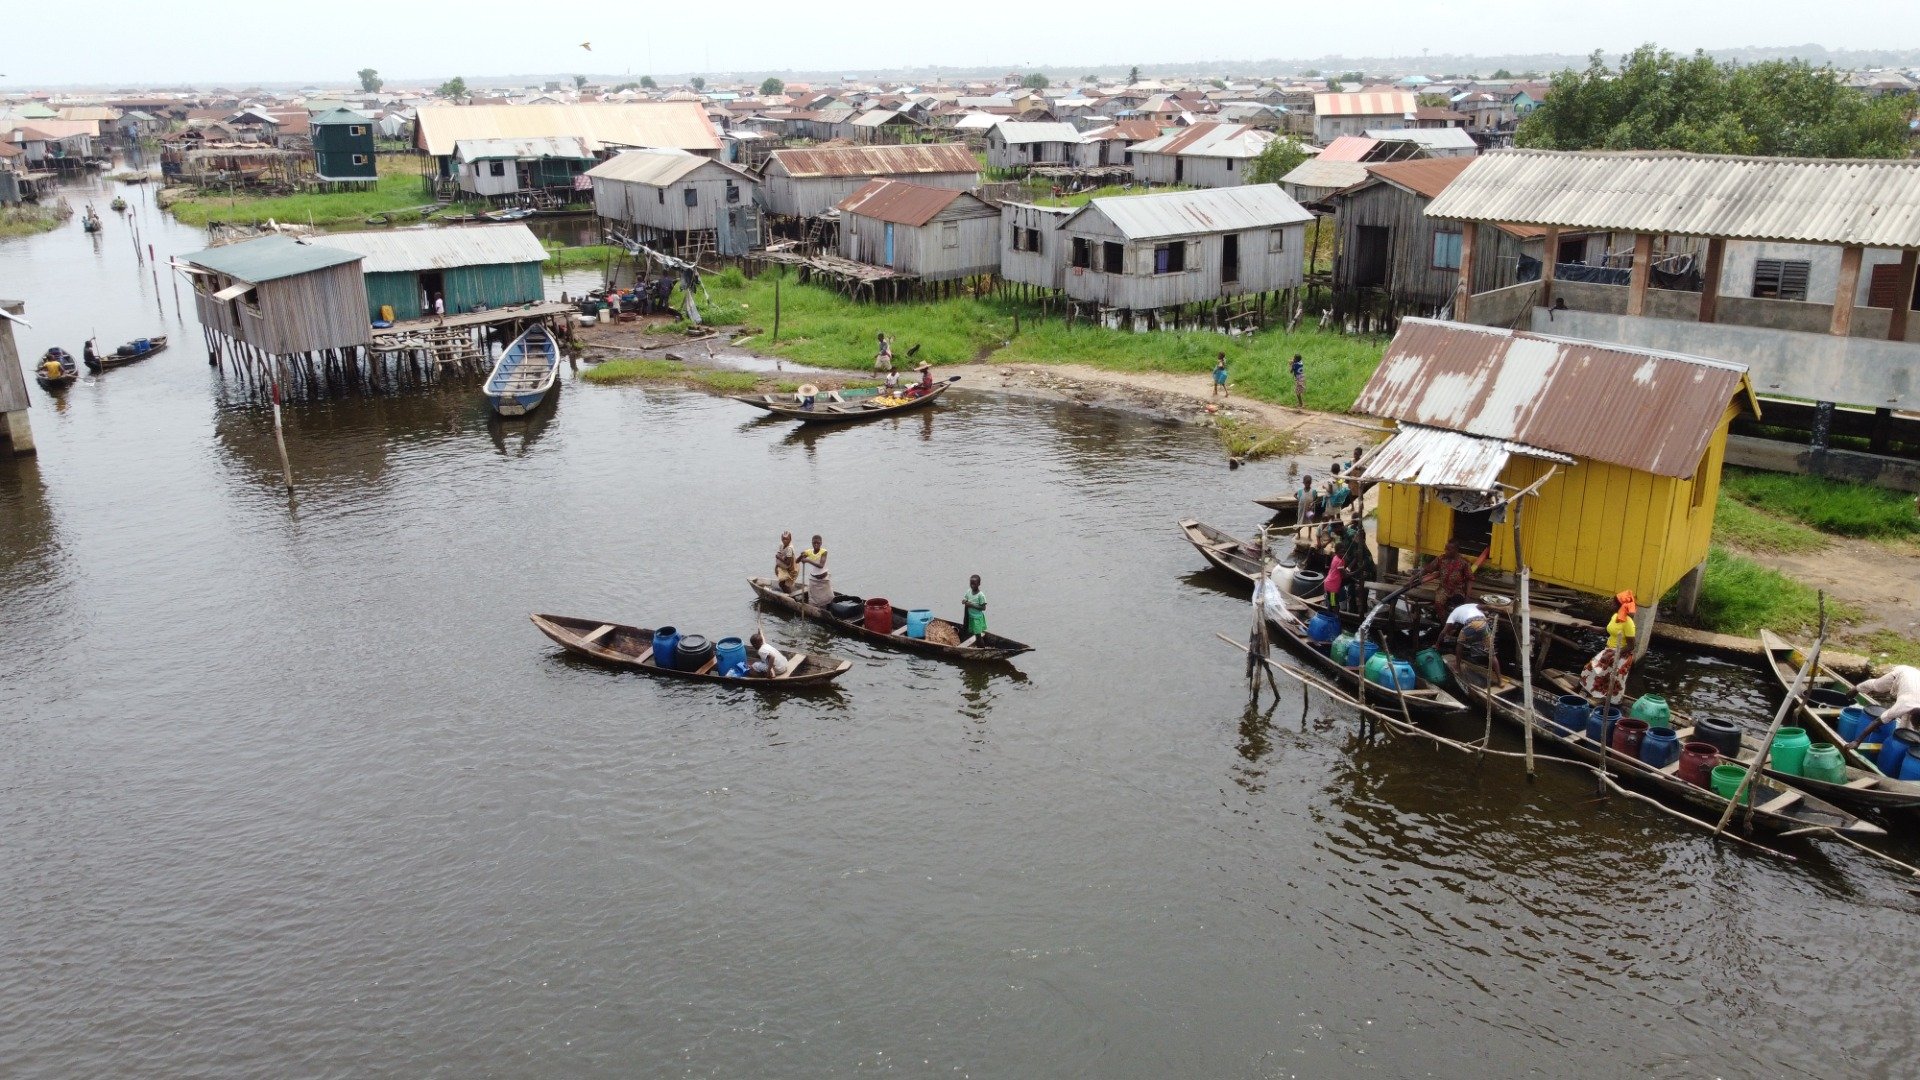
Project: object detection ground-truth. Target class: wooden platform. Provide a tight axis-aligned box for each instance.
[371,301,576,340]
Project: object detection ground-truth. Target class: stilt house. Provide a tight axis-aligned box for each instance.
[837,180,1000,281]
[1056,185,1312,311]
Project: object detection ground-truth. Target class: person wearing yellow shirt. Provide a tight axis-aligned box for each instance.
[1581,591,1638,706]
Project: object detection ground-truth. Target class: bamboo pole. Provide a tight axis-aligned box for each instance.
[1515,498,1536,777]
[1715,594,1826,836]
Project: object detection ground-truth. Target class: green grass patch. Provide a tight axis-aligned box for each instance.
[580,358,680,383]
[0,204,70,238]
[165,158,445,228]
[1720,466,1920,539]
[543,242,619,270]
[1680,546,1858,636]
[579,356,868,397]
[1846,629,1920,667]
[695,370,760,393]
[1710,491,1828,554]
[1214,415,1299,460]
[675,272,1387,413]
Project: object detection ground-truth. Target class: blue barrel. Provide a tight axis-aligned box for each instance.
[1836,706,1875,744]
[1586,705,1621,746]
[1877,726,1913,776]
[651,626,680,669]
[715,636,747,675]
[1369,658,1417,690]
[1350,640,1382,667]
[1552,695,1588,735]
[906,609,934,639]
[1899,735,1920,781]
[1640,727,1681,768]
[1307,611,1342,644]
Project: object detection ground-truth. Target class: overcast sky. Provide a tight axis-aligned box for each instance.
[6,0,1914,87]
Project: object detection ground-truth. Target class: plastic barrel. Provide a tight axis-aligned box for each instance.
[1639,727,1681,768]
[651,626,680,669]
[1611,716,1650,758]
[1678,742,1720,788]
[1353,640,1383,667]
[1307,611,1342,645]
[1711,764,1754,805]
[1885,728,1920,778]
[864,598,893,634]
[1836,706,1875,744]
[1291,570,1325,598]
[828,597,864,621]
[1414,648,1449,686]
[1769,727,1812,777]
[1692,716,1743,760]
[1585,705,1621,747]
[1365,655,1415,690]
[675,634,714,672]
[1877,726,1913,776]
[1807,687,1853,710]
[1899,735,1920,781]
[1629,694,1671,727]
[1802,743,1849,784]
[906,609,934,639]
[1552,695,1588,736]
[1330,632,1357,666]
[715,637,747,675]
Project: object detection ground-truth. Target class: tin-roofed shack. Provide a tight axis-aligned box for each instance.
[179,235,371,356]
[758,143,979,220]
[321,224,549,321]
[1353,318,1759,640]
[587,149,762,256]
[1056,184,1311,314]
[837,180,1000,281]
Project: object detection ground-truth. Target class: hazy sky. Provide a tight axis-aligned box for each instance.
[6,0,1914,87]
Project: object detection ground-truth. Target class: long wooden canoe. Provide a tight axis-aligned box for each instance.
[748,577,1032,662]
[87,334,168,371]
[1453,662,1884,837]
[486,323,561,417]
[1543,667,1920,816]
[530,613,851,689]
[1180,518,1355,623]
[1760,628,1920,789]
[739,379,954,424]
[1264,600,1466,717]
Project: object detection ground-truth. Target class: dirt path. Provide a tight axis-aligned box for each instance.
[1724,534,1920,647]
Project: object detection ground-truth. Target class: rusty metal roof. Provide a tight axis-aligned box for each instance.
[836,178,987,226]
[1066,183,1312,241]
[767,142,978,179]
[1132,122,1269,158]
[1316,136,1378,162]
[1353,318,1757,478]
[1424,149,1920,247]
[1313,91,1416,117]
[1362,156,1475,199]
[1360,424,1574,490]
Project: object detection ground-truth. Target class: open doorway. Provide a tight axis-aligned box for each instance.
[419,271,445,317]
[1451,507,1493,554]
[1352,226,1390,287]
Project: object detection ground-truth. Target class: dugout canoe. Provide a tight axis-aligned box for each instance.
[88,334,168,371]
[485,323,561,417]
[748,577,1032,662]
[1454,662,1884,838]
[738,378,955,424]
[530,613,851,689]
[1762,628,1920,795]
[1262,599,1466,717]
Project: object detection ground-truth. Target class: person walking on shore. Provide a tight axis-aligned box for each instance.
[1290,353,1306,408]
[1212,353,1229,398]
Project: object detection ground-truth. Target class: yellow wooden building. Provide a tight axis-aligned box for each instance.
[1353,318,1758,618]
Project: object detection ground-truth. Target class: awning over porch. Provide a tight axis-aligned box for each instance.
[1355,423,1575,492]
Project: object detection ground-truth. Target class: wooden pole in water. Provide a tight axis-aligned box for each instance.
[1515,498,1536,777]
[269,357,294,495]
[1715,594,1826,836]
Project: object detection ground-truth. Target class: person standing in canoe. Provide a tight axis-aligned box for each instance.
[962,575,988,641]
[1418,540,1482,620]
[1580,591,1638,706]
[774,531,800,595]
[800,535,832,607]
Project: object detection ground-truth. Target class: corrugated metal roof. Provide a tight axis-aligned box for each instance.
[585,147,746,185]
[993,121,1083,144]
[181,235,362,283]
[1353,318,1755,478]
[952,112,1003,130]
[1281,158,1369,192]
[1424,149,1920,247]
[455,136,592,161]
[1314,92,1416,117]
[321,224,549,274]
[1070,184,1313,241]
[1132,122,1269,158]
[413,103,720,157]
[1362,156,1475,199]
[837,178,982,226]
[1361,424,1574,491]
[767,143,978,179]
[1317,136,1378,162]
[1367,127,1477,152]
[310,107,372,126]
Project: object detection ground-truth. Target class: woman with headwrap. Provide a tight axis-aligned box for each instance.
[1581,591,1638,706]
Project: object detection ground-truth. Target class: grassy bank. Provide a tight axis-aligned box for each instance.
[0,204,71,238]
[166,170,438,228]
[1682,546,1846,636]
[1721,466,1919,540]
[543,243,621,270]
[694,272,1385,412]
[1710,491,1827,554]
[580,356,876,397]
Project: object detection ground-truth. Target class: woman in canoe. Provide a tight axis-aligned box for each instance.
[1580,590,1638,706]
[800,535,832,607]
